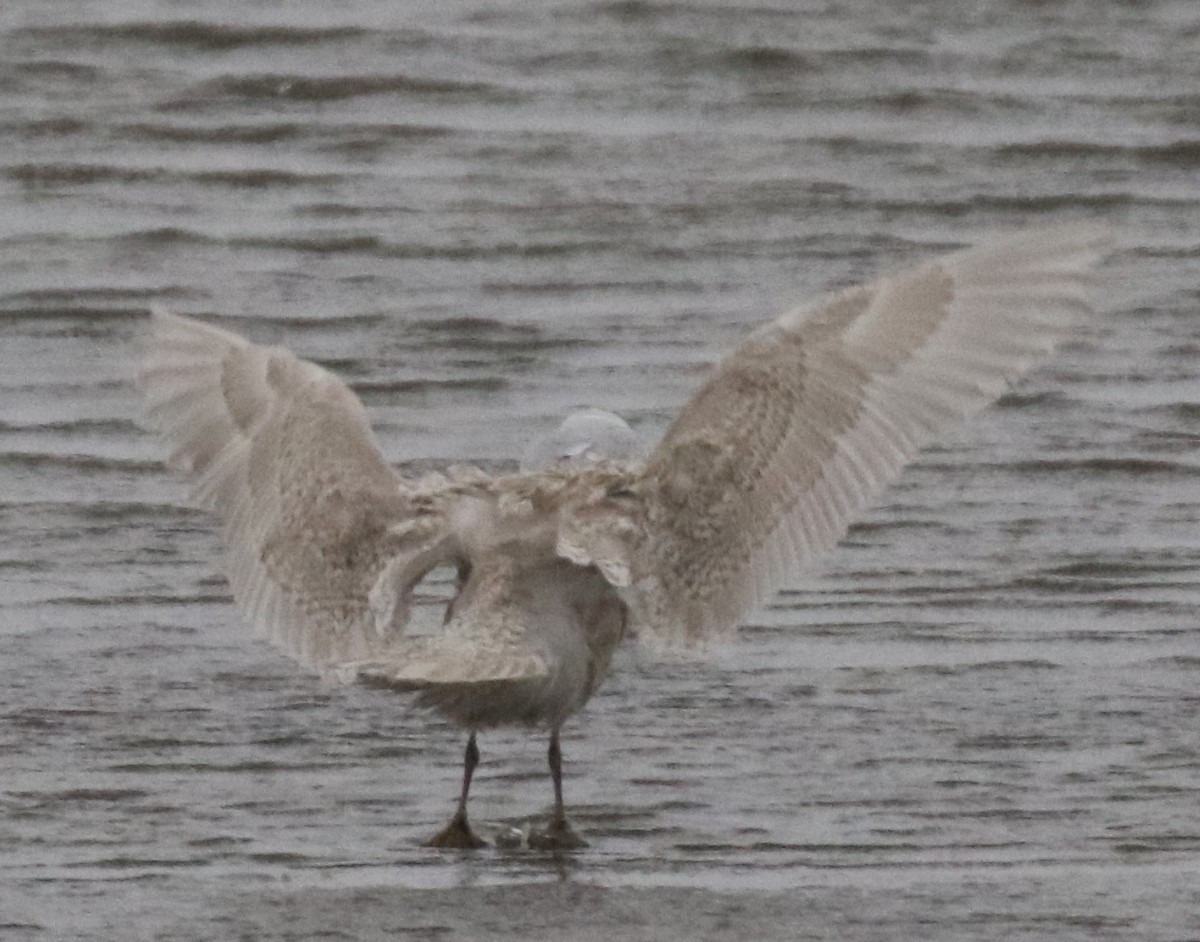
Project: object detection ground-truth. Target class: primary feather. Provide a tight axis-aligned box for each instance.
[138,309,448,669]
[138,223,1110,723]
[560,223,1111,648]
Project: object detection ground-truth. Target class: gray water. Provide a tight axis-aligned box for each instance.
[2,1,1199,939]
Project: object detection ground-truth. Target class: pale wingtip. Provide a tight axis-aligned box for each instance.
[146,302,189,331]
[135,305,189,395]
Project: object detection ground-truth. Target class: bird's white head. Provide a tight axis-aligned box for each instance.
[520,408,642,471]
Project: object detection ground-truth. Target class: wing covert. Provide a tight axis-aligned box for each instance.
[137,309,457,670]
[625,223,1111,647]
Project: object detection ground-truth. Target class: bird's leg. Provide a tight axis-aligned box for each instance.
[549,729,568,827]
[528,727,588,850]
[425,732,487,849]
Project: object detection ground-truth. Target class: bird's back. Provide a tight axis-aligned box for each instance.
[358,549,629,729]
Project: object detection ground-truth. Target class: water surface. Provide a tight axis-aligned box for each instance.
[2,1,1199,939]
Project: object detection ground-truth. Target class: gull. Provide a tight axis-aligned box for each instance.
[136,224,1109,850]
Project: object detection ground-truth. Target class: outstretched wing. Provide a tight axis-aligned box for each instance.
[628,223,1111,647]
[137,309,457,670]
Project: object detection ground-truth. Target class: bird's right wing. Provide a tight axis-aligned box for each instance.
[576,224,1111,649]
[137,309,459,670]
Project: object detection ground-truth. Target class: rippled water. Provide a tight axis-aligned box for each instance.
[2,1,1199,939]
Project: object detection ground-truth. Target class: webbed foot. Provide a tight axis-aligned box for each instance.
[425,814,488,849]
[527,817,588,851]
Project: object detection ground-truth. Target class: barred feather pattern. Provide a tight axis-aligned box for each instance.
[137,309,444,670]
[138,315,629,724]
[138,223,1110,727]
[561,223,1112,648]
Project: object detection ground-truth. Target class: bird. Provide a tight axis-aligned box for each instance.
[136,223,1110,850]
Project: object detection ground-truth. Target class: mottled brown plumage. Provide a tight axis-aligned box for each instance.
[137,223,1110,848]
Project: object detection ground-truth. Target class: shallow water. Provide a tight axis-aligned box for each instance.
[2,1,1199,939]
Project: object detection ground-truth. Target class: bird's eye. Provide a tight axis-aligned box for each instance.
[606,485,637,500]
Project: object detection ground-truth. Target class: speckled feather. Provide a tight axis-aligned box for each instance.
[568,223,1112,649]
[137,223,1110,729]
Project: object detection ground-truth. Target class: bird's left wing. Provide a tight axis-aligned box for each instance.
[137,309,460,670]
